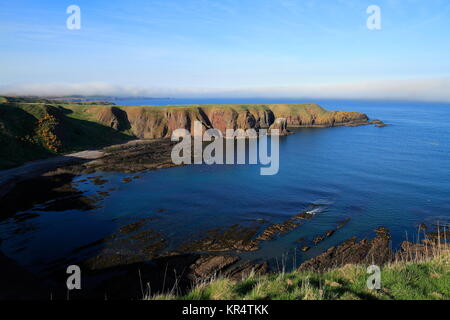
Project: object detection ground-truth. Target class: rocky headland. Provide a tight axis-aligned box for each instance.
[0,98,380,216]
[0,98,374,170]
[73,102,372,138]
[0,97,397,300]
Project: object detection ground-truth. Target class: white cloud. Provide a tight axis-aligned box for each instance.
[1,77,450,102]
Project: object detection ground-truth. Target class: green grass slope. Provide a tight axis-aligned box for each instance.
[151,249,449,300]
[0,101,132,170]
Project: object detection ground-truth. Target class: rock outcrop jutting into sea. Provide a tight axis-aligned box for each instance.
[87,103,370,139]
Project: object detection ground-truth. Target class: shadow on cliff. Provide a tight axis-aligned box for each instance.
[48,105,133,152]
[0,104,134,170]
[110,106,132,131]
[0,104,55,169]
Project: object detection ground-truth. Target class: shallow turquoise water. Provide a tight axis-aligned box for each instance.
[1,99,450,271]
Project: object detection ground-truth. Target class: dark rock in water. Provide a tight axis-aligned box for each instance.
[189,255,240,280]
[119,219,149,234]
[37,194,101,212]
[296,237,306,243]
[190,255,268,282]
[325,229,336,237]
[368,119,388,127]
[336,218,351,229]
[256,220,302,241]
[313,235,326,244]
[89,176,108,185]
[226,260,268,281]
[296,212,315,220]
[311,229,334,245]
[298,227,393,272]
[256,210,318,242]
[96,190,110,197]
[83,218,166,270]
[374,226,389,234]
[308,220,347,247]
[0,173,100,218]
[180,224,261,252]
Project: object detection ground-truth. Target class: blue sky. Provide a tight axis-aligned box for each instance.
[1,0,450,100]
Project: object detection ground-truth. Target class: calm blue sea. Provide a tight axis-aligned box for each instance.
[1,98,450,271]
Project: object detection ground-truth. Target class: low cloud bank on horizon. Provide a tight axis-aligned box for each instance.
[1,78,450,102]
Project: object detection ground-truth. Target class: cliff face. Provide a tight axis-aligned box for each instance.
[87,103,369,139]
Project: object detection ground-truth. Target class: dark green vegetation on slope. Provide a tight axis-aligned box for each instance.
[0,98,132,169]
[0,96,371,170]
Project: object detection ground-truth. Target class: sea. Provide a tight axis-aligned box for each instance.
[1,98,449,272]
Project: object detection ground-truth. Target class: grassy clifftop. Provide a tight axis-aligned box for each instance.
[151,248,449,300]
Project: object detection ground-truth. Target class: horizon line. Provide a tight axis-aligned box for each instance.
[2,77,450,103]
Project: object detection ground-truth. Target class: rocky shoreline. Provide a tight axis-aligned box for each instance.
[1,217,445,300]
[0,139,178,219]
[0,100,395,299]
[0,151,445,299]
